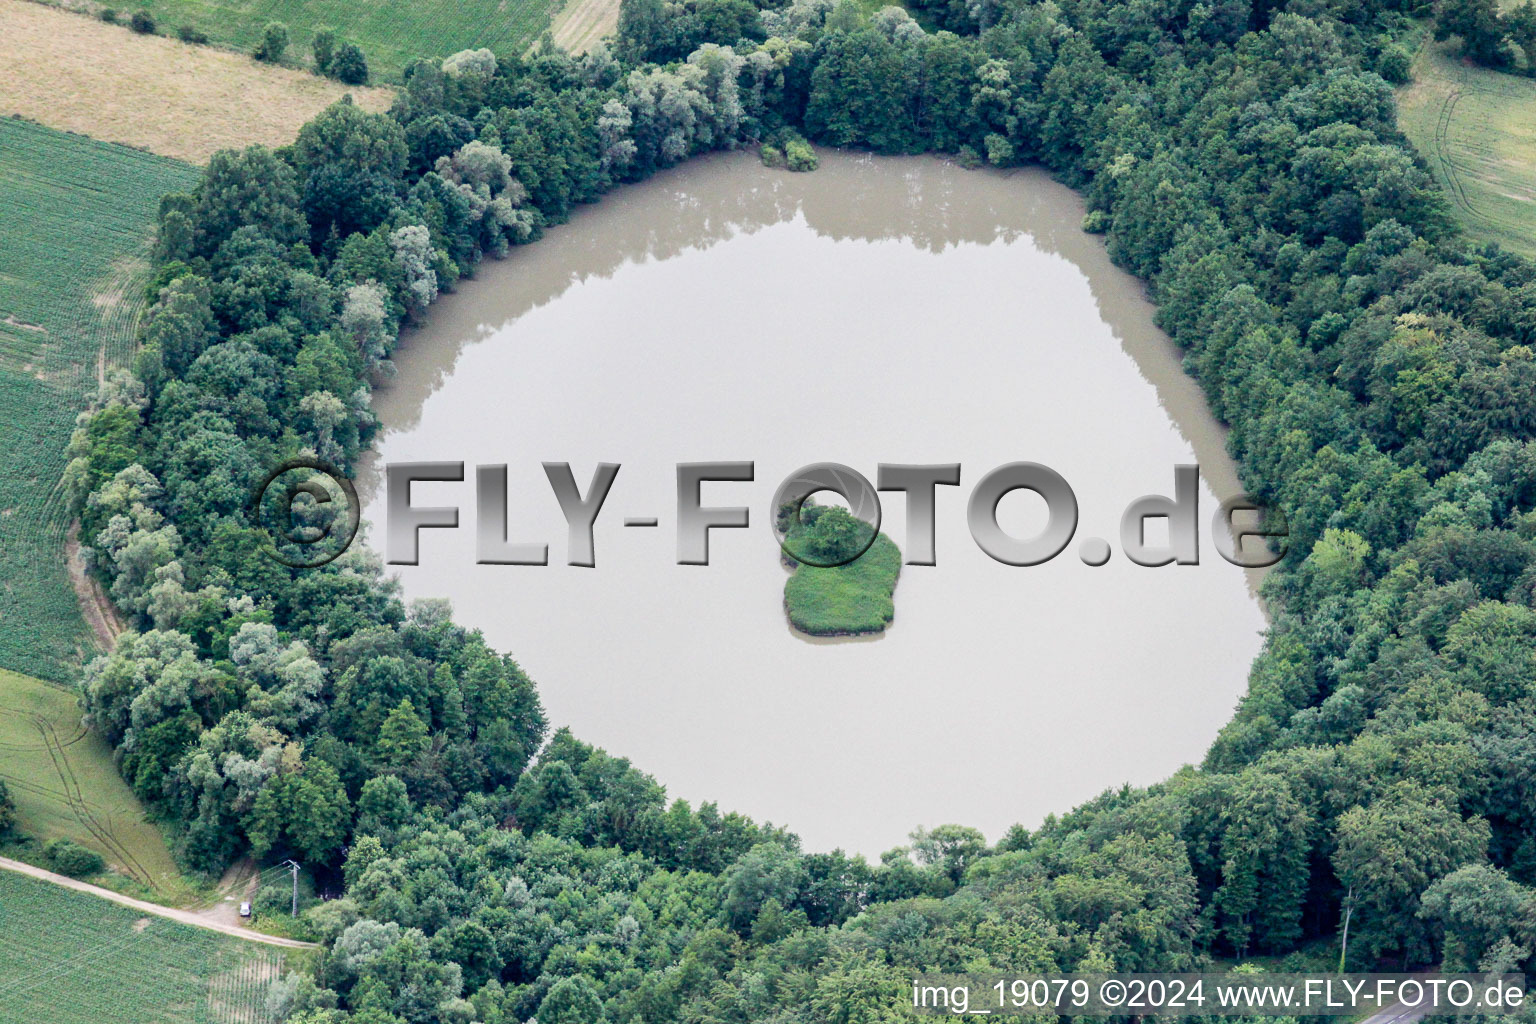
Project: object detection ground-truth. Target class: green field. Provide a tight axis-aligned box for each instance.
[0,669,190,897]
[109,0,564,82]
[1398,36,1536,257]
[0,870,286,1024]
[0,118,198,682]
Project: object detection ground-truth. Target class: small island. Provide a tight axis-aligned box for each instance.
[778,500,902,637]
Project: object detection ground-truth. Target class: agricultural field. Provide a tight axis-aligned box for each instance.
[0,118,198,682]
[0,670,189,897]
[549,0,620,53]
[0,870,288,1024]
[70,0,565,82]
[0,0,394,164]
[1398,36,1536,257]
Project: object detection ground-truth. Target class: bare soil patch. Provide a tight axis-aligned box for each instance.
[66,521,125,652]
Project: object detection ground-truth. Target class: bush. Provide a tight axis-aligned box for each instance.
[253,21,289,62]
[762,130,817,171]
[253,873,313,918]
[330,42,369,84]
[1376,44,1413,84]
[254,882,291,917]
[45,839,105,878]
[784,137,818,172]
[98,8,118,23]
[128,9,154,33]
[0,780,14,836]
[176,24,208,43]
[311,27,336,74]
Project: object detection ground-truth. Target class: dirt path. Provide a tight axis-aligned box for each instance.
[66,521,124,652]
[200,856,263,929]
[0,856,318,949]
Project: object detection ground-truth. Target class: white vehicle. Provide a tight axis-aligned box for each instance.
[239,901,251,918]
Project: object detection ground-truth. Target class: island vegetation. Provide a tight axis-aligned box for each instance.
[779,501,901,635]
[19,0,1536,1017]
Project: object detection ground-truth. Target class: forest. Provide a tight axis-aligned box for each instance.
[50,0,1536,1019]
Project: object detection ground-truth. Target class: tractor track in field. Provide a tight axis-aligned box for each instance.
[1433,86,1476,215]
[31,710,156,888]
[0,698,154,888]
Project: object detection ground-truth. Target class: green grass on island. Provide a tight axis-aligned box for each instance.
[0,870,288,1024]
[780,502,902,636]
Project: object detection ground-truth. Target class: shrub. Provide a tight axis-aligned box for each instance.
[45,839,105,878]
[128,9,154,33]
[984,131,1015,166]
[253,21,289,63]
[0,780,14,836]
[784,137,818,172]
[762,130,817,171]
[330,42,369,84]
[1376,44,1413,84]
[176,24,208,43]
[98,8,118,23]
[311,26,336,74]
[254,882,291,917]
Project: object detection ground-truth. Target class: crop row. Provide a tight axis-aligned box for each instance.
[0,118,197,680]
[0,872,281,1024]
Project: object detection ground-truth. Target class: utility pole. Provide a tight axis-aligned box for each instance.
[284,859,300,917]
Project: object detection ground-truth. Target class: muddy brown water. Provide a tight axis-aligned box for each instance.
[357,151,1268,857]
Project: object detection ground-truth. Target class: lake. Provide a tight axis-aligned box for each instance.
[358,150,1269,857]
